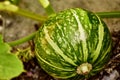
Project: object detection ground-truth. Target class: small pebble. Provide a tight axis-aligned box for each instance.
[102,70,119,80]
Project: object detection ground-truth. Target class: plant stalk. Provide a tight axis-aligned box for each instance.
[7,31,37,47]
[0,1,46,22]
[16,8,46,22]
[96,11,120,18]
[38,0,55,15]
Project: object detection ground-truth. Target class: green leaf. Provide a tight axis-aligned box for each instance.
[0,35,24,80]
[0,35,11,54]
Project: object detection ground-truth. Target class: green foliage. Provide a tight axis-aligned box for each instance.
[0,35,24,80]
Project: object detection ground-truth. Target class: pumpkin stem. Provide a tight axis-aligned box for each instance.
[77,63,92,75]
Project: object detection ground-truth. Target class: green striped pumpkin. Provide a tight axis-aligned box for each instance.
[35,8,112,79]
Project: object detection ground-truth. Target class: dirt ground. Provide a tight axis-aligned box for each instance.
[0,0,120,80]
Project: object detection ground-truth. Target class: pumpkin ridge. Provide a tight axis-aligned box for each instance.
[36,52,75,71]
[91,16,104,63]
[70,9,88,62]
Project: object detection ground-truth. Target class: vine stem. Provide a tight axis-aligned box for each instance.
[96,11,120,18]
[16,8,47,22]
[0,1,46,22]
[7,32,37,47]
[38,0,55,15]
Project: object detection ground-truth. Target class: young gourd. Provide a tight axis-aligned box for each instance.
[35,8,112,79]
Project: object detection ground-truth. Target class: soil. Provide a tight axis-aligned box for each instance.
[0,0,120,80]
